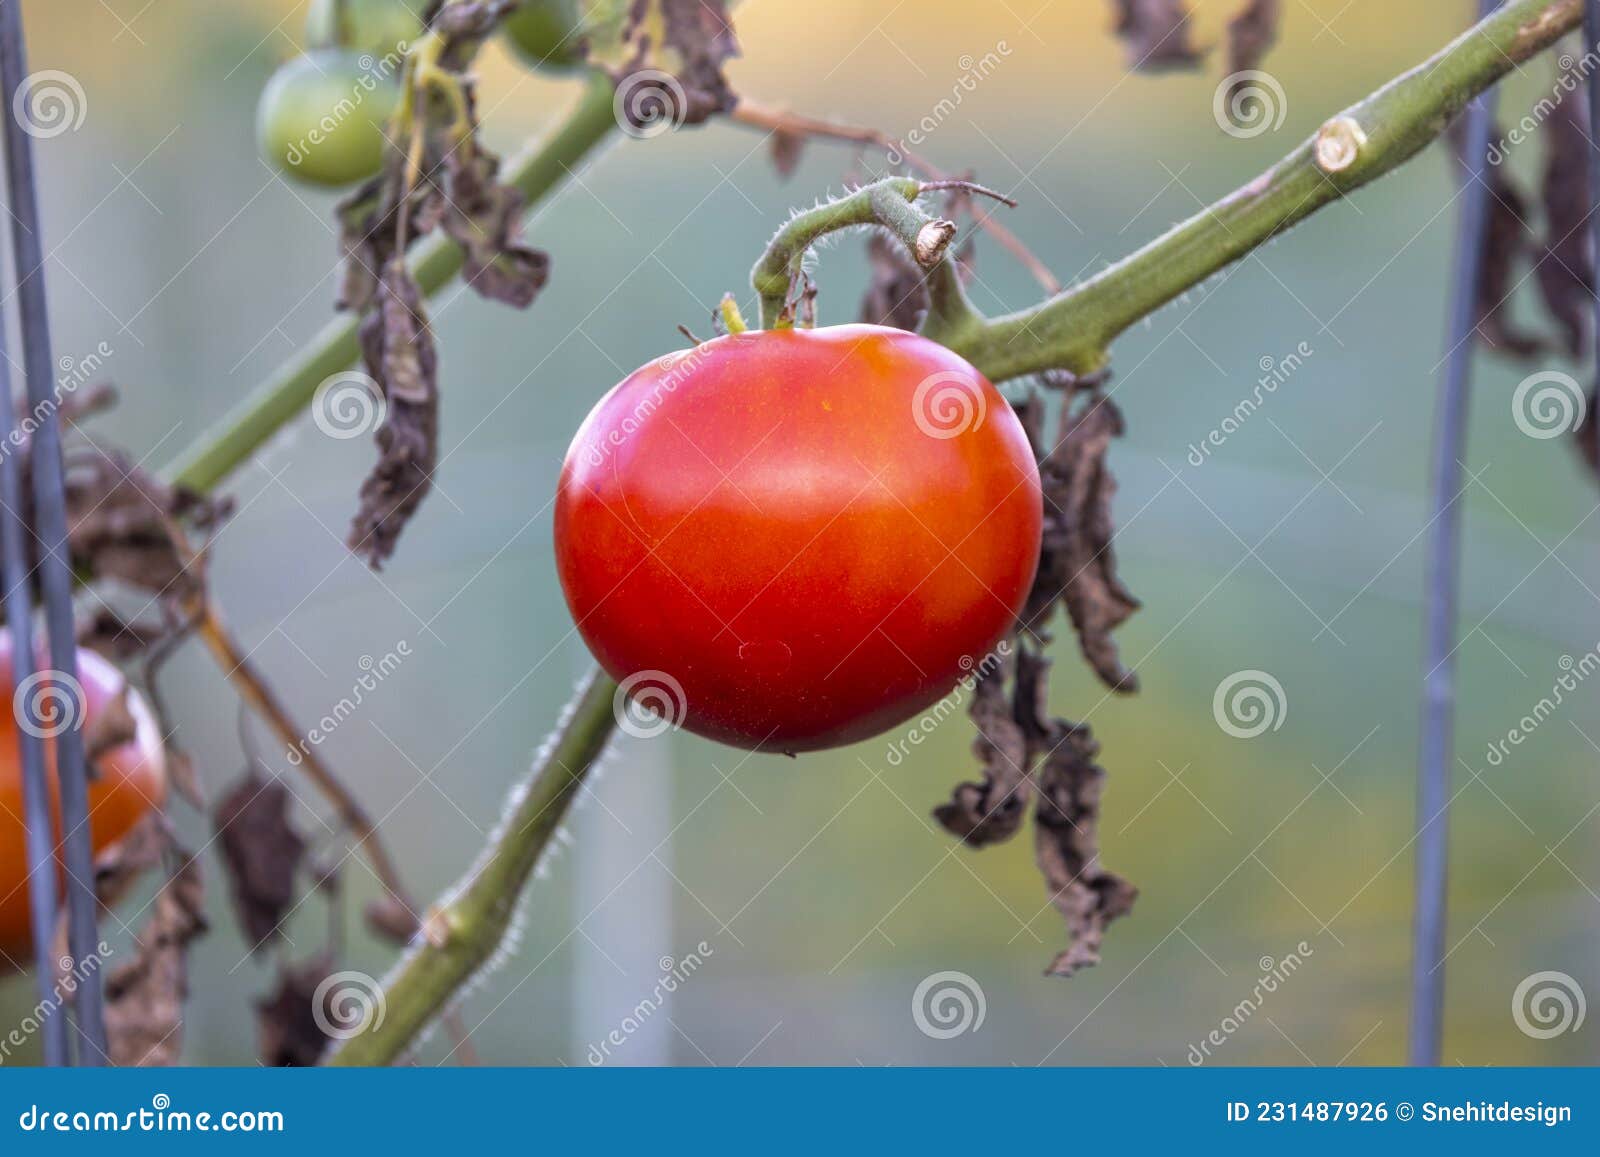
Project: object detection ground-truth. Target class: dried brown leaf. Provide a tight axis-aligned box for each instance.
[1110,0,1203,71]
[1535,92,1593,358]
[1225,0,1280,75]
[769,125,805,179]
[608,0,740,129]
[1031,719,1138,976]
[213,771,308,952]
[933,654,1031,847]
[348,261,440,568]
[60,444,228,602]
[103,852,207,1066]
[256,953,338,1067]
[1029,386,1140,692]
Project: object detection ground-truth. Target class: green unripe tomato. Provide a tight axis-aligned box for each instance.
[503,0,588,72]
[256,50,402,188]
[305,0,422,62]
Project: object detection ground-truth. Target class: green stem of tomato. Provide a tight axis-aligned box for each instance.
[751,176,923,328]
[760,0,1580,382]
[325,666,622,1067]
[162,69,620,494]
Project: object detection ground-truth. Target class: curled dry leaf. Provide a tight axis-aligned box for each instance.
[348,261,440,569]
[1534,91,1593,359]
[1110,0,1203,71]
[61,441,229,603]
[256,953,339,1067]
[1225,0,1280,75]
[1028,376,1141,693]
[1448,117,1543,356]
[103,851,207,1067]
[768,124,806,179]
[213,770,309,952]
[933,655,1031,847]
[1031,717,1140,976]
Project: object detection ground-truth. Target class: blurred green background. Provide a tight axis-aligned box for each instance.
[1,0,1597,1066]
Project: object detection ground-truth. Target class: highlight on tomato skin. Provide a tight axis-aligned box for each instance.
[0,641,168,967]
[554,323,1043,754]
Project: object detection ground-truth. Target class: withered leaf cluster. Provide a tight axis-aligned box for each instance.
[334,5,552,568]
[935,378,1141,975]
[1109,0,1283,114]
[605,0,741,131]
[935,643,1138,976]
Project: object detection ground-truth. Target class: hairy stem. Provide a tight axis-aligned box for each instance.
[730,100,1062,293]
[163,70,619,493]
[325,667,620,1066]
[752,176,922,327]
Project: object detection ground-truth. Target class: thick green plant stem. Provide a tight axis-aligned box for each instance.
[326,666,621,1067]
[945,0,1582,380]
[752,0,1579,381]
[164,70,619,493]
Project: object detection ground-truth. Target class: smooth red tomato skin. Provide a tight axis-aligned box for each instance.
[555,324,1042,753]
[0,643,167,963]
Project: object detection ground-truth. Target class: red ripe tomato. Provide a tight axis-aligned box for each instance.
[555,324,1041,753]
[0,641,167,965]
